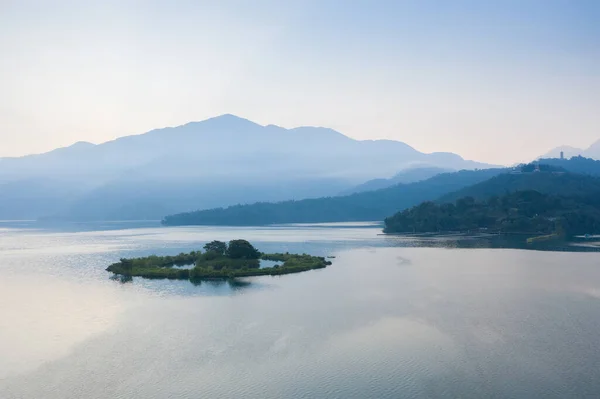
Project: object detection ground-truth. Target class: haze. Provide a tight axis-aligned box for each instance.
[1,0,599,164]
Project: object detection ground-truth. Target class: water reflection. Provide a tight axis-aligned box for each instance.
[110,272,256,293]
[127,275,264,296]
[3,223,600,398]
[105,231,600,290]
[192,277,254,290]
[110,274,133,283]
[385,233,600,252]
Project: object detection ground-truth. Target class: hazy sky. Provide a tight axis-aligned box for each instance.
[1,0,598,164]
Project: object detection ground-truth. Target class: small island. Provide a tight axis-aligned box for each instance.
[106,239,332,280]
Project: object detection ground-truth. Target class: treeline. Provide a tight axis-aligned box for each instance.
[384,190,600,236]
[439,171,600,204]
[161,168,504,226]
[537,156,600,176]
[114,251,201,271]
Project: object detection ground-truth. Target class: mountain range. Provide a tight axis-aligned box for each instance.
[0,114,494,221]
[163,156,600,226]
[339,166,454,195]
[161,169,506,226]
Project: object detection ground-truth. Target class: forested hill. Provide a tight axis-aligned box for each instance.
[384,190,600,236]
[162,168,505,226]
[439,171,600,204]
[537,156,600,176]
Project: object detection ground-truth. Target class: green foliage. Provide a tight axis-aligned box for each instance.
[196,256,260,270]
[440,170,600,204]
[260,253,290,262]
[203,240,228,255]
[106,251,201,275]
[518,163,564,173]
[226,239,260,259]
[161,169,505,226]
[537,156,600,176]
[106,240,332,280]
[384,190,600,237]
[202,251,219,260]
[119,258,133,275]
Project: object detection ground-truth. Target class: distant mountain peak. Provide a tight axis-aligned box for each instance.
[211,113,246,120]
[586,139,600,151]
[539,138,600,161]
[206,113,258,125]
[538,145,584,160]
[167,114,263,135]
[70,141,95,148]
[182,114,262,132]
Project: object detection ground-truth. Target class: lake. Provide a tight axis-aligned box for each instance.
[1,221,600,398]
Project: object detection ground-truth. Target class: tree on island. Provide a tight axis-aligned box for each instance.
[203,240,228,255]
[119,258,133,275]
[226,239,261,259]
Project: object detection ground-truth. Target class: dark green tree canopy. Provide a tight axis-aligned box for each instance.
[226,239,261,259]
[384,190,600,236]
[203,240,228,255]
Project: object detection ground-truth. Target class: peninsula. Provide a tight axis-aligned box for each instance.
[384,190,600,237]
[106,239,332,280]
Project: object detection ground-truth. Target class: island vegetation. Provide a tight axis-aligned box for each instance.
[384,190,600,237]
[106,239,332,280]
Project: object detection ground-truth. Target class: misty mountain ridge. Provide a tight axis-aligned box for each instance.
[1,114,491,181]
[162,156,600,227]
[162,169,506,226]
[0,114,496,221]
[340,166,454,195]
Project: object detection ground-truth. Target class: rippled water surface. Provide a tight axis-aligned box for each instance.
[1,221,600,398]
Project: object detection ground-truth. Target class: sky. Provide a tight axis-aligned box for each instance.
[0,0,599,165]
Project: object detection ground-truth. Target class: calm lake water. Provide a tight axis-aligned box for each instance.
[1,221,600,398]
